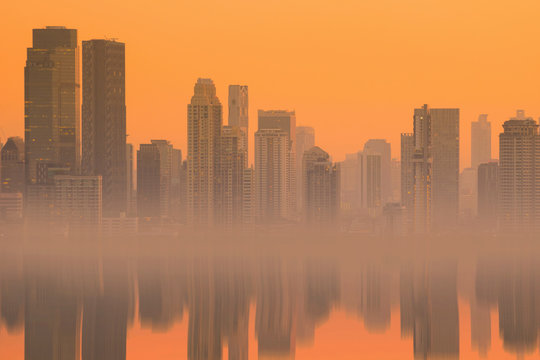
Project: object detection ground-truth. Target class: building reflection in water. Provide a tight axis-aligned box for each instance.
[2,239,540,359]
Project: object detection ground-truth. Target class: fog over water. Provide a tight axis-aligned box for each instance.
[0,232,539,359]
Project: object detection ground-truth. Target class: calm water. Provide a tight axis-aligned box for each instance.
[0,233,538,359]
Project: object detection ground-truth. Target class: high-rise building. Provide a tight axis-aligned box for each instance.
[339,151,381,216]
[0,193,23,222]
[471,114,491,170]
[498,111,540,232]
[25,163,70,223]
[242,167,255,226]
[258,110,297,218]
[477,161,498,227]
[126,143,135,215]
[228,85,249,162]
[302,146,340,224]
[431,108,459,230]
[1,137,25,193]
[400,133,414,210]
[403,105,459,233]
[137,140,175,221]
[25,27,80,185]
[296,126,315,212]
[363,139,392,205]
[82,39,127,217]
[188,79,222,225]
[219,125,246,226]
[255,129,289,223]
[459,167,477,220]
[170,148,183,222]
[54,175,102,231]
[391,158,401,203]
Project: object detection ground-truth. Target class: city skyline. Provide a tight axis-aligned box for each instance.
[3,1,540,166]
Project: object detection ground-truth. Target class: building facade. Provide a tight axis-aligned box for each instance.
[1,137,25,193]
[258,110,297,218]
[296,126,315,212]
[228,85,249,163]
[477,161,498,227]
[363,139,392,205]
[82,39,127,216]
[54,175,102,231]
[498,111,540,232]
[188,79,222,225]
[255,129,289,223]
[403,105,459,233]
[471,114,491,170]
[302,146,340,224]
[25,26,80,185]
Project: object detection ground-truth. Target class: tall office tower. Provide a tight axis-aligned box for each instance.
[296,126,315,211]
[411,105,432,233]
[258,110,297,218]
[126,143,135,215]
[188,78,222,225]
[242,167,255,225]
[54,175,102,231]
[1,137,25,193]
[359,151,382,211]
[137,140,173,220]
[391,158,401,202]
[255,129,289,223]
[471,114,491,170]
[400,133,414,210]
[82,39,127,217]
[25,163,70,223]
[363,139,392,205]
[431,108,459,230]
[499,110,540,232]
[228,85,249,163]
[170,148,183,221]
[339,151,381,216]
[302,146,340,224]
[340,153,360,213]
[477,162,498,227]
[219,126,246,226]
[459,167,477,219]
[25,26,80,185]
[404,105,460,233]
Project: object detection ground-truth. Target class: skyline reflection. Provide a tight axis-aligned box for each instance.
[0,235,539,359]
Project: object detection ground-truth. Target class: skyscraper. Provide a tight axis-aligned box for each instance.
[401,133,415,214]
[1,137,25,193]
[431,108,459,230]
[82,39,127,217]
[363,139,392,205]
[339,150,381,216]
[54,175,102,231]
[404,105,459,233]
[412,105,431,233]
[137,140,174,221]
[126,143,135,215]
[477,161,498,227]
[228,85,249,162]
[258,110,297,218]
[296,126,315,211]
[25,26,80,185]
[471,114,491,170]
[255,129,289,223]
[219,125,246,226]
[302,146,340,224]
[188,79,222,225]
[498,111,540,232]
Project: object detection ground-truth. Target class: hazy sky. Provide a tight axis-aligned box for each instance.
[2,0,540,167]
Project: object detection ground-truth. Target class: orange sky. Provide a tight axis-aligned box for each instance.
[2,0,540,167]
